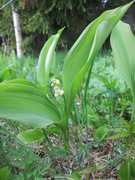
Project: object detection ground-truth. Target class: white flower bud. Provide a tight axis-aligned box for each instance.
[54,86,60,90]
[54,93,59,97]
[51,82,54,87]
[76,102,81,106]
[23,67,27,72]
[55,79,60,85]
[59,89,64,96]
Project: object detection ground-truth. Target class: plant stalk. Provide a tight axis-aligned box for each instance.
[83,61,94,140]
[131,97,135,122]
[42,128,52,148]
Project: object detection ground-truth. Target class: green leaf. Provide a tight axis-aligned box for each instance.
[94,125,109,141]
[119,160,135,180]
[111,20,135,97]
[46,126,62,135]
[54,173,81,180]
[37,28,64,86]
[107,131,129,140]
[0,79,61,128]
[17,129,44,144]
[96,74,117,89]
[0,166,10,180]
[9,50,16,67]
[63,2,134,114]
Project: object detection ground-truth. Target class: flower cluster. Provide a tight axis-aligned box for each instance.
[51,79,64,97]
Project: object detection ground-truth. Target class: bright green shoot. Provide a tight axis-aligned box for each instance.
[37,28,64,87]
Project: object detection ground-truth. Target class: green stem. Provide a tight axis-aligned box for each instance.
[83,62,94,140]
[64,96,70,137]
[73,103,86,152]
[42,128,52,148]
[109,89,114,127]
[131,97,135,122]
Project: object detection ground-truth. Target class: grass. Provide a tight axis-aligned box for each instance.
[0,51,133,179]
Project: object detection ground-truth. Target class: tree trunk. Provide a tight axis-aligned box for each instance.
[12,7,23,58]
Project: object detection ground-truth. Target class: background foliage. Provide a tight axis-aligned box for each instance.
[0,0,134,55]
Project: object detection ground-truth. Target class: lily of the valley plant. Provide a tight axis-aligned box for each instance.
[0,1,134,146]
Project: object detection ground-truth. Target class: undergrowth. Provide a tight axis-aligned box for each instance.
[0,52,133,179]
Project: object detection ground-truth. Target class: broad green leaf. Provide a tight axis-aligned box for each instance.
[63,2,134,114]
[37,28,64,86]
[111,20,135,96]
[119,160,135,180]
[94,125,109,141]
[0,166,10,180]
[0,79,61,128]
[17,129,44,144]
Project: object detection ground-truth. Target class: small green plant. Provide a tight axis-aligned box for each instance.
[111,20,135,178]
[0,1,133,139]
[0,51,37,83]
[0,1,134,178]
